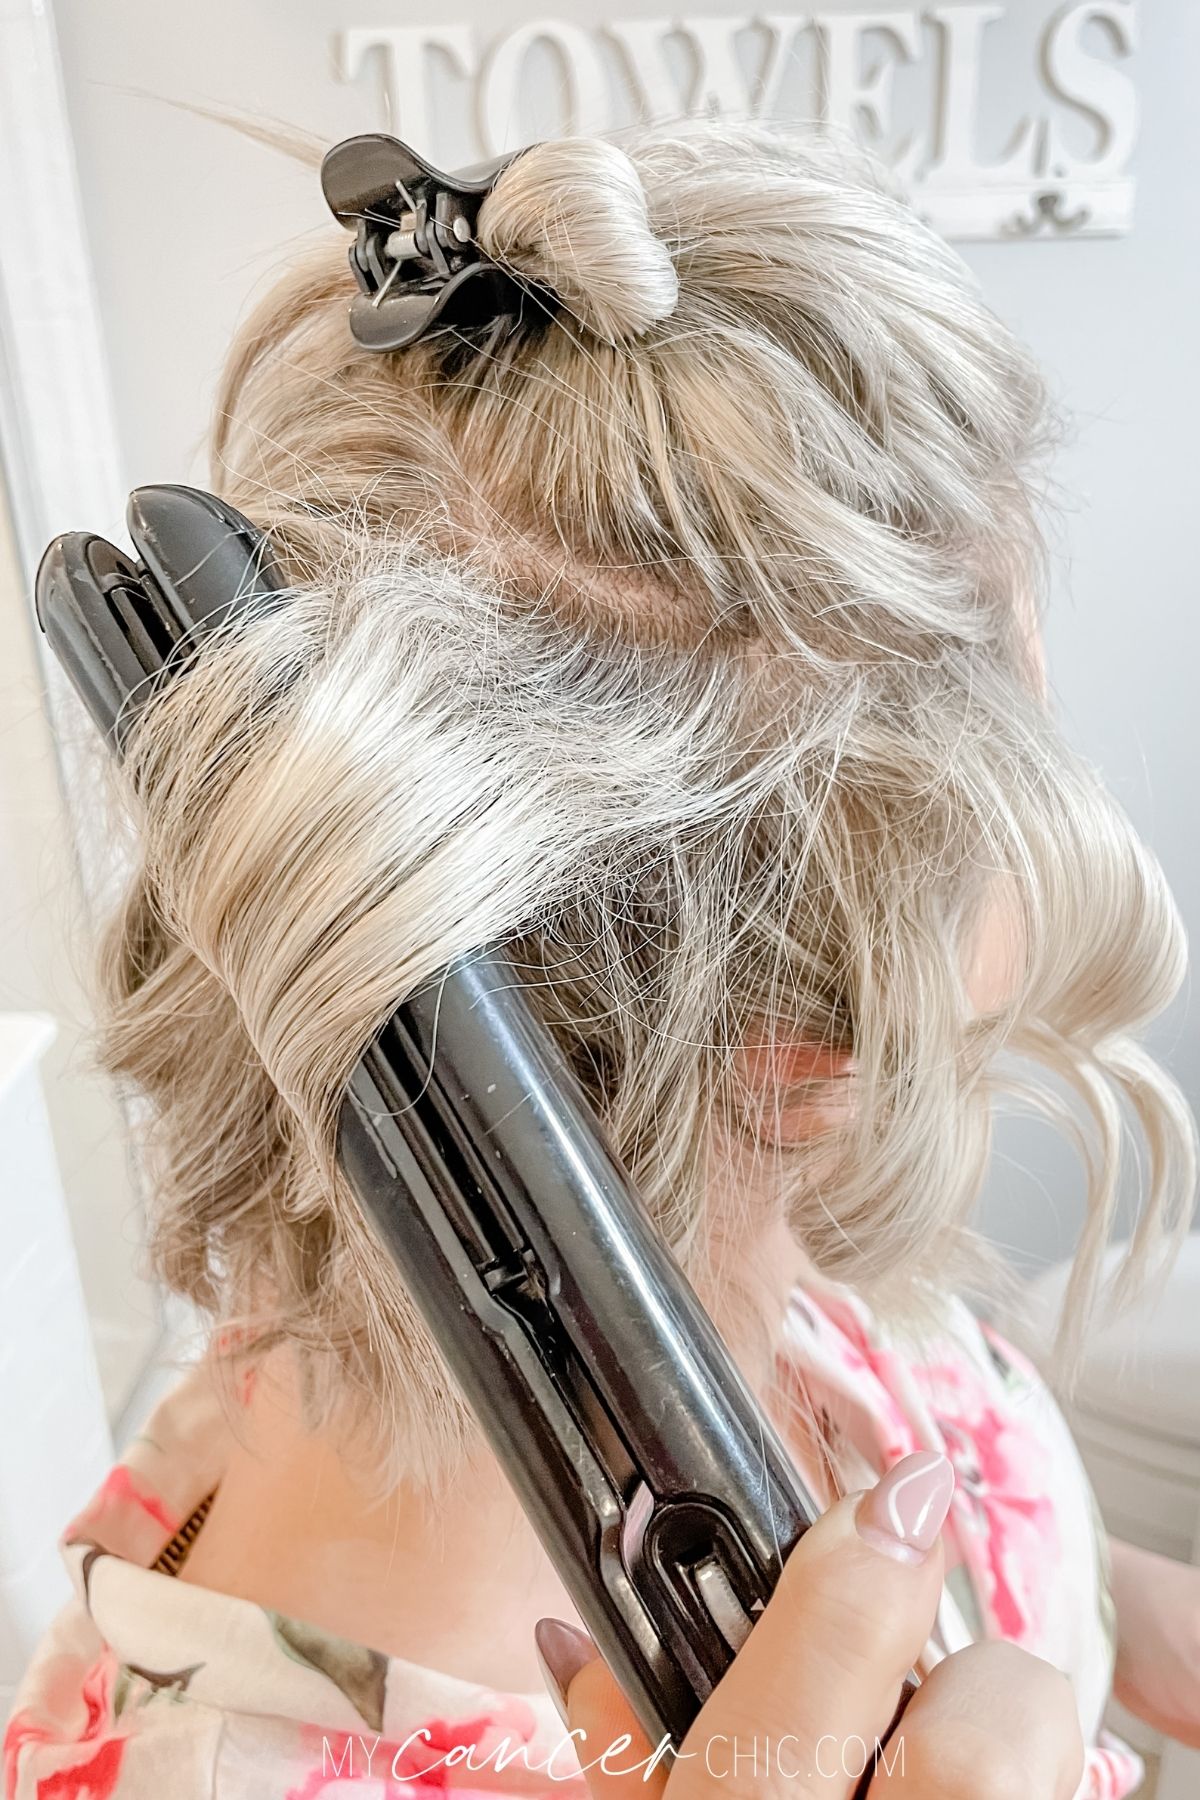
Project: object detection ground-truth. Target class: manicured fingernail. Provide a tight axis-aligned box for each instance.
[856,1451,955,1563]
[534,1617,595,1725]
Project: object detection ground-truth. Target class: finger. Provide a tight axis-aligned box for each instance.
[670,1450,953,1800]
[535,1619,670,1800]
[865,1640,1085,1800]
[539,1450,953,1800]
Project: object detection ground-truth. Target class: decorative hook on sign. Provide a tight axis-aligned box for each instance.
[1003,189,1091,238]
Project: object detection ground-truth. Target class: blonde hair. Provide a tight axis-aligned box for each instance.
[101,123,1195,1480]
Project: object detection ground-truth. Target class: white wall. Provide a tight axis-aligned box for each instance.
[0,459,159,1414]
[39,0,1200,1275]
[969,9,1200,1268]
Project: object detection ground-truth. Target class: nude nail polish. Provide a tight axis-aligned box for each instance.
[534,1617,595,1725]
[856,1450,955,1563]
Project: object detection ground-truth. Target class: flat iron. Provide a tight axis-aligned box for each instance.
[36,484,824,1750]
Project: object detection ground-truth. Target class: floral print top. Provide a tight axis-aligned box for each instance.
[5,1282,1142,1799]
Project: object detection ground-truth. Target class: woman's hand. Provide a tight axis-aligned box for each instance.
[1110,1537,1200,1748]
[535,1451,1084,1799]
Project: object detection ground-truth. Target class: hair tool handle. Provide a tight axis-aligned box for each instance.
[34,486,842,1750]
[340,956,821,1744]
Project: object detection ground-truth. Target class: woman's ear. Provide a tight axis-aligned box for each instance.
[737,1034,856,1144]
[964,873,1027,1016]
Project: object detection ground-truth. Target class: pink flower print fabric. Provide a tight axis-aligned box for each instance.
[6,1282,1142,1799]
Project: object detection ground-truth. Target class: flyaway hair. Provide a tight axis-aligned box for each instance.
[99,123,1195,1483]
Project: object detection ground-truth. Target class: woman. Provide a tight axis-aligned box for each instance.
[6,121,1197,1797]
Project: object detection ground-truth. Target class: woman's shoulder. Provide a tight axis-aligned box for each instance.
[778,1273,1093,1531]
[5,1575,570,1800]
[3,1599,148,1800]
[778,1275,1130,1757]
[5,1360,572,1800]
[781,1275,1051,1416]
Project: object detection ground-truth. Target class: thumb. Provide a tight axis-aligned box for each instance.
[670,1449,952,1799]
[536,1450,953,1799]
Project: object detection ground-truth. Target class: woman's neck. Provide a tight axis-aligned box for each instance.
[181,1356,581,1688]
[179,1219,809,1691]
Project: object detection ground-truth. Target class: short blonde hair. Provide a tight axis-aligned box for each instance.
[101,123,1195,1480]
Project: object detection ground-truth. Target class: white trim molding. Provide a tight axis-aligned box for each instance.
[0,0,160,1421]
[0,0,128,909]
[0,0,126,570]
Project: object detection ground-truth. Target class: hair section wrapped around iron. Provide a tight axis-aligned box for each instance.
[99,122,1195,1485]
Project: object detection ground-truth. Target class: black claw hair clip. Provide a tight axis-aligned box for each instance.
[321,134,534,351]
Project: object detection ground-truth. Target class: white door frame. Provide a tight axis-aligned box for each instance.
[0,0,160,1423]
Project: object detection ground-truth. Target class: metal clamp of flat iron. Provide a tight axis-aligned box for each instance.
[320,134,535,352]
